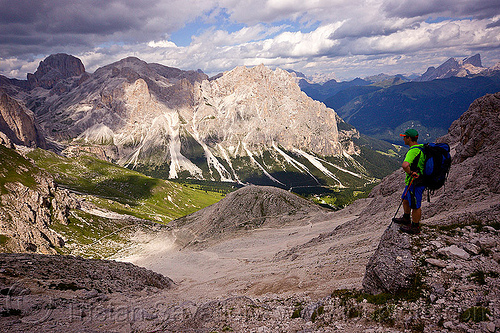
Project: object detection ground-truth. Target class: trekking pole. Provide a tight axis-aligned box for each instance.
[393,176,415,219]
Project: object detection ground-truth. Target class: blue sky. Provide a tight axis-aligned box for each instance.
[1,0,499,81]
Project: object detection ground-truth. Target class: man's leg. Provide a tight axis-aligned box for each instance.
[412,207,421,224]
[400,185,425,234]
[403,199,410,215]
[393,199,411,224]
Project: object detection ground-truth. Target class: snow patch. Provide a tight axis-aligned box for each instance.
[272,143,318,183]
[293,148,344,187]
[244,143,285,186]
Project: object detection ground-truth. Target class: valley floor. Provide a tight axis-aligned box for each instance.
[115,197,375,302]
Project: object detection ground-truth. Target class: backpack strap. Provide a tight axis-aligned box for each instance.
[410,151,421,173]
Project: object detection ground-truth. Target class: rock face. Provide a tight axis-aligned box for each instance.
[0,146,80,254]
[193,65,341,157]
[447,92,500,193]
[0,90,46,148]
[50,59,346,184]
[27,53,85,89]
[0,54,383,188]
[170,185,327,248]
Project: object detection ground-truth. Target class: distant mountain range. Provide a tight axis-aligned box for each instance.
[0,54,400,194]
[297,54,500,143]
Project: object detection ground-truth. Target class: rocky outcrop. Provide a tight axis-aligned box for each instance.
[0,90,46,148]
[0,147,80,254]
[362,222,415,294]
[361,91,500,332]
[0,131,13,148]
[451,92,500,163]
[27,53,85,90]
[0,176,80,254]
[0,253,173,293]
[447,92,500,193]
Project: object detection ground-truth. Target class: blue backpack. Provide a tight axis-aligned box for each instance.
[410,143,451,191]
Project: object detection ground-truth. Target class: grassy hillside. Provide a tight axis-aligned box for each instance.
[26,149,226,223]
[0,145,42,194]
[0,147,226,257]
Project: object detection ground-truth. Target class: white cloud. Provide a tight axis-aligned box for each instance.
[147,40,178,48]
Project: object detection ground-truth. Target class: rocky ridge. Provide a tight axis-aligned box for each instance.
[169,185,328,249]
[415,54,486,82]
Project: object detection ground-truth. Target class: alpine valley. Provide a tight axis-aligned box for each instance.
[1,54,400,196]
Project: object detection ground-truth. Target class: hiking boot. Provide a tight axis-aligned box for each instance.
[400,223,420,235]
[392,215,411,225]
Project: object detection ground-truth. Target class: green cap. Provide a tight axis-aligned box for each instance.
[400,129,418,138]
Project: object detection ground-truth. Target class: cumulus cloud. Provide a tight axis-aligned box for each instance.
[1,0,499,80]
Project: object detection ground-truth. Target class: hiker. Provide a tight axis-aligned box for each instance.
[393,129,426,234]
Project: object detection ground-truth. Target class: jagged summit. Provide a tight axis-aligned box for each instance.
[27,53,85,89]
[0,54,396,189]
[415,53,484,81]
[17,56,379,187]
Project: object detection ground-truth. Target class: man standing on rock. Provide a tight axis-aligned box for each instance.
[393,129,426,234]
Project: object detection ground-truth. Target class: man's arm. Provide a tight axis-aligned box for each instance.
[402,161,419,178]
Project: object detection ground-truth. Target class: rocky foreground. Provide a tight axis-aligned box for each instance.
[0,94,499,332]
[0,217,498,333]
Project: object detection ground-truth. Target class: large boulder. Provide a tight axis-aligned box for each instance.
[362,222,415,294]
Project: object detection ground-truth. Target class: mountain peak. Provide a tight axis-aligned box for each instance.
[200,64,342,157]
[415,53,485,81]
[463,53,482,67]
[28,53,85,89]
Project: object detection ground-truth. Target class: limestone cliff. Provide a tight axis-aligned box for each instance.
[191,65,341,157]
[27,53,85,90]
[0,90,46,148]
[15,56,378,188]
[0,54,396,188]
